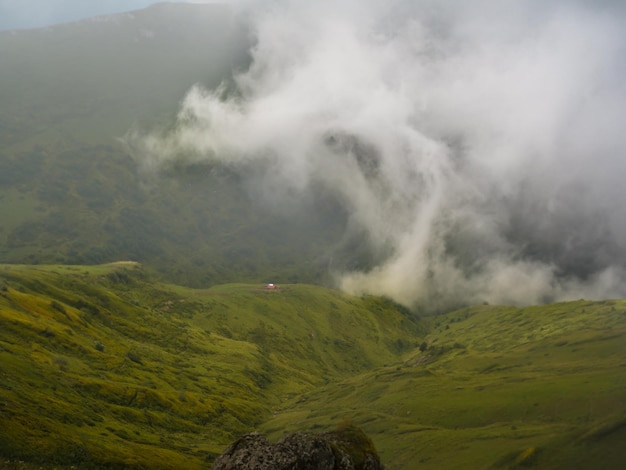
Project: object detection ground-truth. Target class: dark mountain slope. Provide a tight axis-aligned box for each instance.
[0,2,247,149]
[0,3,353,286]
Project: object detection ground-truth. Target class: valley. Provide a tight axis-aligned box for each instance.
[0,262,421,468]
[1,263,625,469]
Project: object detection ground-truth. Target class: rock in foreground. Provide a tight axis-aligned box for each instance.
[213,425,385,470]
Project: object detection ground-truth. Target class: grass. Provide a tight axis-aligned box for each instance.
[1,263,625,468]
[0,262,423,468]
[259,301,626,469]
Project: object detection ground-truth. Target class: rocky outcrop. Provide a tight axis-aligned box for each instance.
[212,425,385,470]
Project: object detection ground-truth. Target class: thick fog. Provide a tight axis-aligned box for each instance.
[132,0,626,309]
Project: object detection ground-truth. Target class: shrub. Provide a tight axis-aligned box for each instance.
[50,300,67,314]
[515,447,538,466]
[53,356,69,372]
[127,350,143,364]
[40,328,55,338]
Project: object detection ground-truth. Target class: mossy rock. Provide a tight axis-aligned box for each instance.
[212,424,384,469]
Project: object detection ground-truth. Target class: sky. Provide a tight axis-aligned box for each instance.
[0,0,219,30]
[128,0,626,310]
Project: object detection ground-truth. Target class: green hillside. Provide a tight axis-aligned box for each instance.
[1,263,625,469]
[261,301,626,469]
[0,262,423,468]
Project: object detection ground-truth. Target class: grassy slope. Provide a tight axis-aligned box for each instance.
[0,263,422,468]
[261,302,626,469]
[1,264,625,469]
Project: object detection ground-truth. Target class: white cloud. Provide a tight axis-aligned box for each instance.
[131,0,626,309]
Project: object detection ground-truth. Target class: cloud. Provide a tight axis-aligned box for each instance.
[130,0,626,310]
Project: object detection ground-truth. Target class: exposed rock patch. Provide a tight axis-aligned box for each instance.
[213,425,385,470]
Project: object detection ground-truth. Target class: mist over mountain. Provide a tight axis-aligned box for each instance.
[1,5,626,469]
[131,0,626,310]
[2,1,626,311]
[0,2,399,291]
[0,2,247,145]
